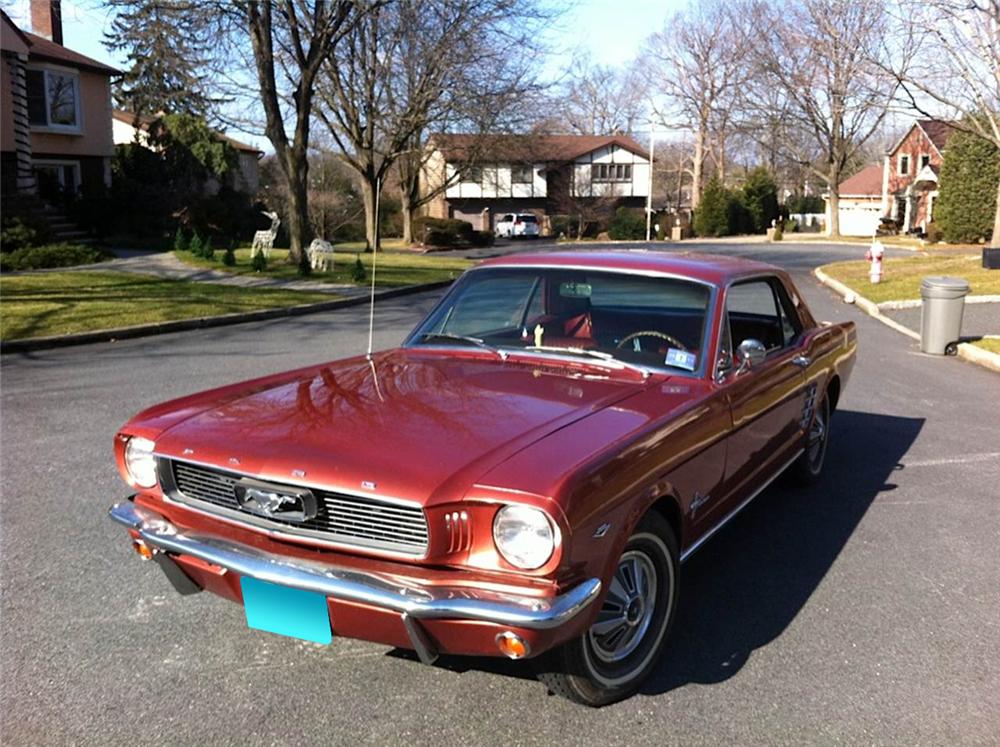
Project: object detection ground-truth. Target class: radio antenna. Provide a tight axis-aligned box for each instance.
[366,177,380,359]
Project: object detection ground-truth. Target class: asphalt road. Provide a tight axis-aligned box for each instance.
[2,242,998,745]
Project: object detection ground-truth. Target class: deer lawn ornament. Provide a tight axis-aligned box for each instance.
[308,239,335,272]
[251,211,280,258]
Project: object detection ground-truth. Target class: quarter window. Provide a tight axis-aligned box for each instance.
[26,67,80,129]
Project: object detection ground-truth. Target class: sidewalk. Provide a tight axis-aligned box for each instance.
[60,249,367,297]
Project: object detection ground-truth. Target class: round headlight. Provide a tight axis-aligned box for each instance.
[124,436,158,488]
[492,505,555,570]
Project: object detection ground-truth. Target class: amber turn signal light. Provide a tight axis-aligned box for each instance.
[496,631,530,659]
[132,538,156,561]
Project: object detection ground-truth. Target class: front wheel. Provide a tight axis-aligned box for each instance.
[534,511,679,706]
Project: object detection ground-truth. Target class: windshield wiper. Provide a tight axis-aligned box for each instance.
[520,345,650,378]
[418,332,507,360]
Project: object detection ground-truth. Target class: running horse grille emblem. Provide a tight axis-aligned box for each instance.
[234,478,318,523]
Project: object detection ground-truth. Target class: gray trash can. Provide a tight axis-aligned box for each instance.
[920,276,970,355]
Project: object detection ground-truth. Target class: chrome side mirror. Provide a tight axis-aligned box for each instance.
[736,339,766,374]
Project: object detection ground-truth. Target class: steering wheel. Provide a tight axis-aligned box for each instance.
[615,330,687,352]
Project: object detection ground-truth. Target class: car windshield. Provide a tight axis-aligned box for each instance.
[407,267,713,374]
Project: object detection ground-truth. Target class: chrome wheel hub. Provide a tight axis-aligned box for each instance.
[588,550,657,663]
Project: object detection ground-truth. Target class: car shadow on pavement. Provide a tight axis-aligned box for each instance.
[388,409,924,694]
[641,408,923,696]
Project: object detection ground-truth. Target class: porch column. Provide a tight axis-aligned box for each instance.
[902,188,913,232]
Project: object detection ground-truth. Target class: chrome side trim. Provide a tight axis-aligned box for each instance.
[109,501,601,630]
[680,447,804,563]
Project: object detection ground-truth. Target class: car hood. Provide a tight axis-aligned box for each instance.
[147,349,652,506]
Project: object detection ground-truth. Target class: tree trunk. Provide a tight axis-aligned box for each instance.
[993,176,1000,248]
[361,177,379,252]
[827,164,841,239]
[400,196,413,245]
[692,126,706,209]
[284,155,311,262]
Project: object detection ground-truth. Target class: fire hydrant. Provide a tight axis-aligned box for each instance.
[865,239,885,284]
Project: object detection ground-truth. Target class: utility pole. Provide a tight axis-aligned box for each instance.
[645,120,655,242]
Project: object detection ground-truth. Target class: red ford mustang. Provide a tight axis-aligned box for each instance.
[109,251,856,705]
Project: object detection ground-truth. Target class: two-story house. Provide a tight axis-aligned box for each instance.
[883,119,955,234]
[1,1,118,200]
[826,119,956,236]
[111,109,263,195]
[420,133,650,234]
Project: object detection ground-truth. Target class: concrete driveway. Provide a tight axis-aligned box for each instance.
[2,242,998,744]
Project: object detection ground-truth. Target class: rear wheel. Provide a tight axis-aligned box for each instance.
[534,511,679,706]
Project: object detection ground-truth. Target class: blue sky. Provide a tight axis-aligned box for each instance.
[5,0,685,149]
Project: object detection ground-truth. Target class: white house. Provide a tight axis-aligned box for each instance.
[422,133,650,233]
[111,109,262,195]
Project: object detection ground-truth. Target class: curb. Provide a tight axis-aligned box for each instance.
[1,280,453,355]
[813,267,1000,374]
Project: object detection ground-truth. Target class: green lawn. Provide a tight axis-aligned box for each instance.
[175,246,473,287]
[972,338,1000,354]
[820,253,1000,304]
[0,271,334,341]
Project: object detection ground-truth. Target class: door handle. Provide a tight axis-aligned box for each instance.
[791,355,811,368]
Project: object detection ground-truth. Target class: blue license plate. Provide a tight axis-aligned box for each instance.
[241,577,332,644]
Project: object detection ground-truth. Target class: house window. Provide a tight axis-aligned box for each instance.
[897,154,910,176]
[593,163,632,182]
[512,165,532,184]
[26,67,80,130]
[33,161,81,199]
[920,154,931,169]
[463,166,482,184]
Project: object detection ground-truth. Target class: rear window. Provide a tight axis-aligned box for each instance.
[519,214,538,223]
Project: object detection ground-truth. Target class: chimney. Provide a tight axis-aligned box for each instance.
[31,0,63,45]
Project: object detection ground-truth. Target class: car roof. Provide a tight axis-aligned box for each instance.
[476,250,781,287]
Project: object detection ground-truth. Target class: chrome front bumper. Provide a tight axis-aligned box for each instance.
[109,501,601,660]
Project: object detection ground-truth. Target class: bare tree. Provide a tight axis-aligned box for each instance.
[214,1,359,266]
[316,0,548,249]
[745,0,899,237]
[885,0,1000,245]
[644,1,749,207]
[556,52,645,136]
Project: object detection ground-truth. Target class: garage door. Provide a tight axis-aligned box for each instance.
[838,206,881,236]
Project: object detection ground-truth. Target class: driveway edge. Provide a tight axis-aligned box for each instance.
[813,267,1000,374]
[1,280,452,354]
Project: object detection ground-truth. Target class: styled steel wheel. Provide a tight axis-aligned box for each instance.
[792,391,830,485]
[534,511,679,706]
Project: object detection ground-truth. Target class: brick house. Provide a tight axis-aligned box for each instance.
[883,119,956,234]
[420,133,650,234]
[1,1,119,199]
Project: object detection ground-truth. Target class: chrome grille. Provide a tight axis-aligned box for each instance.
[168,460,428,556]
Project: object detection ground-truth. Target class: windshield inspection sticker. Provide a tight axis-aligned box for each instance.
[665,348,697,371]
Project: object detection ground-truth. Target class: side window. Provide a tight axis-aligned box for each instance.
[726,280,783,352]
